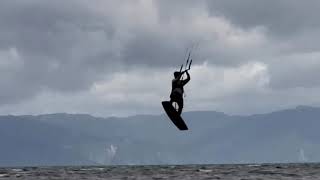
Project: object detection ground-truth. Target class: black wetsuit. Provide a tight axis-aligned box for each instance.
[170,71,190,115]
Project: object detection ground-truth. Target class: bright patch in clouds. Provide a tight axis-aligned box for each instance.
[0,62,270,116]
[189,61,269,101]
[0,48,23,70]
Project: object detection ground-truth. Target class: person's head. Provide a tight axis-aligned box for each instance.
[174,71,181,79]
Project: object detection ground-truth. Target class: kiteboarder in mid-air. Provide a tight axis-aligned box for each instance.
[161,52,193,130]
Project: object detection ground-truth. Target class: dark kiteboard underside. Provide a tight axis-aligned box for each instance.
[162,101,188,130]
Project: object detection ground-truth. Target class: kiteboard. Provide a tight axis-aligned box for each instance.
[162,101,188,130]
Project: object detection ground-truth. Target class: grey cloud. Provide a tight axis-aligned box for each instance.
[268,53,320,89]
[154,0,206,23]
[122,31,190,67]
[0,0,211,106]
[203,0,320,89]
[0,0,118,104]
[1,0,320,115]
[206,0,320,36]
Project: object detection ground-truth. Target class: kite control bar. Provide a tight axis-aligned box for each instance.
[180,60,192,73]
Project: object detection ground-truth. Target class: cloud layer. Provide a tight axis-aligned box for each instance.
[1,0,320,116]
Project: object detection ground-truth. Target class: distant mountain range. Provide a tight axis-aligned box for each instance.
[1,106,320,167]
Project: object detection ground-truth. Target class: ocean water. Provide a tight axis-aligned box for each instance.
[0,163,319,179]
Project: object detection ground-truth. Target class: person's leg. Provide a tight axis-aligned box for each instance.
[170,92,184,114]
[177,97,184,115]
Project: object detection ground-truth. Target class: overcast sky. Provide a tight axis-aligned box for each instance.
[1,0,320,117]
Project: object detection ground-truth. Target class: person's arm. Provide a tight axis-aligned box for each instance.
[182,71,190,85]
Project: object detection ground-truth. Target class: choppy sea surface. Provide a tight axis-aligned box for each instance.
[0,163,319,180]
